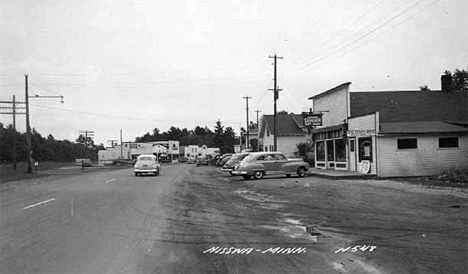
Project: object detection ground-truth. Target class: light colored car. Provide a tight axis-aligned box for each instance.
[232,151,310,180]
[134,154,161,176]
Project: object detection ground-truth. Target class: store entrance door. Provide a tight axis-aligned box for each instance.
[326,139,335,169]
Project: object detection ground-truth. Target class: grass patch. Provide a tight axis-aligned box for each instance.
[0,162,74,184]
[434,167,468,185]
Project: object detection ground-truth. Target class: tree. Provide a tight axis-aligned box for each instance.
[419,85,431,91]
[453,68,468,90]
[443,68,468,91]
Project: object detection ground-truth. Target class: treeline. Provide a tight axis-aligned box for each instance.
[0,123,103,163]
[135,120,238,154]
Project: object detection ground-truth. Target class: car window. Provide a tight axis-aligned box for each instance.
[265,155,275,161]
[256,155,265,161]
[274,154,286,160]
[139,156,153,161]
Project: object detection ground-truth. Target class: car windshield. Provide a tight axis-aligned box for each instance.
[231,153,248,160]
[138,157,154,161]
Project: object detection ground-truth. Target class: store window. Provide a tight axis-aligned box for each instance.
[326,140,334,161]
[397,138,417,150]
[439,137,459,148]
[335,139,346,162]
[359,137,372,162]
[316,141,325,161]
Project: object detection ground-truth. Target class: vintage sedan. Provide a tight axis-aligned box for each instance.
[134,154,161,176]
[221,152,250,175]
[232,152,310,180]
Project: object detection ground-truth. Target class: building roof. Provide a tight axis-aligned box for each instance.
[259,113,306,138]
[350,90,468,123]
[380,121,467,134]
[308,82,351,100]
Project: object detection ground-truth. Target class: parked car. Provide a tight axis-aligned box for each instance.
[221,152,250,175]
[186,158,196,164]
[134,154,161,176]
[232,151,310,180]
[196,157,209,166]
[217,153,233,167]
[209,155,221,165]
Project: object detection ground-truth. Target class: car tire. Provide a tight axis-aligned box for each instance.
[297,167,306,177]
[242,175,251,180]
[253,171,264,180]
[286,174,291,178]
[135,172,139,176]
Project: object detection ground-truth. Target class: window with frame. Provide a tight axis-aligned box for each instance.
[316,141,325,161]
[439,137,459,148]
[350,139,355,152]
[274,154,286,160]
[397,138,418,149]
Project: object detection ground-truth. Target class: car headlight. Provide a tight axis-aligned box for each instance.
[134,165,137,168]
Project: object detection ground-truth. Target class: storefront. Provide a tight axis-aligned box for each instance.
[312,124,348,170]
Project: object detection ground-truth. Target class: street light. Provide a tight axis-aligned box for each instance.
[25,74,64,173]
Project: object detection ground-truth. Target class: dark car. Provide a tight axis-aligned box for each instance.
[232,151,310,180]
[216,153,233,166]
[196,157,209,166]
[221,152,250,175]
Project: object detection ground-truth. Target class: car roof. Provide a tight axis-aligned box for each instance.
[137,154,156,159]
[249,152,283,156]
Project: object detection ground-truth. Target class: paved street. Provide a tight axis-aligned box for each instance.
[1,164,467,274]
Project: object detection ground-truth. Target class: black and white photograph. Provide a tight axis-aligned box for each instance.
[0,0,467,273]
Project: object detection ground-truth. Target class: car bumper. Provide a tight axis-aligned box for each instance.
[134,168,158,173]
[231,170,248,175]
[220,168,234,172]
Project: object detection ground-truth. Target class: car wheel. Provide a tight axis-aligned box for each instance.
[297,167,306,177]
[229,171,235,176]
[286,174,291,178]
[242,175,251,180]
[253,171,264,180]
[135,172,139,176]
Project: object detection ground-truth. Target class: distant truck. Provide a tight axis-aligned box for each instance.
[75,159,92,167]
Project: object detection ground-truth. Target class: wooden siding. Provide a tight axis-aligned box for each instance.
[377,135,468,177]
[313,86,348,127]
[349,113,376,130]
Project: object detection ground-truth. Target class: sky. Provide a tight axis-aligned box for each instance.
[1,0,467,146]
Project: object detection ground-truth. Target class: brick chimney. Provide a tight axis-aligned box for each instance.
[441,74,453,91]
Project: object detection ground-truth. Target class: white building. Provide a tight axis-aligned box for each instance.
[98,140,180,164]
[308,82,468,177]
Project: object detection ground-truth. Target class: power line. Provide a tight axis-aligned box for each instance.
[29,103,242,125]
[284,0,432,76]
[288,0,387,68]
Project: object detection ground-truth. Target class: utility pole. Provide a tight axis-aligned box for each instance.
[242,95,251,150]
[79,131,94,159]
[25,74,32,173]
[0,96,26,171]
[255,110,261,128]
[12,95,17,171]
[120,130,123,159]
[25,74,64,173]
[268,54,283,151]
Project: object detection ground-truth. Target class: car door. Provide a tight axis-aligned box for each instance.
[262,154,277,174]
[274,154,290,174]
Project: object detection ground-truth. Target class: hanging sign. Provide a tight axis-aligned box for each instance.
[302,113,323,127]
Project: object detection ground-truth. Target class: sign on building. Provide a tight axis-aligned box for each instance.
[302,113,323,127]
